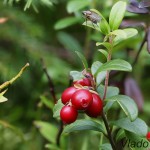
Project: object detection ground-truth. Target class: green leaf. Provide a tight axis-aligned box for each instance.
[91,61,103,75]
[106,95,138,121]
[67,0,90,13]
[70,71,84,81]
[75,51,88,70]
[63,119,106,134]
[82,21,100,31]
[57,32,82,52]
[90,9,110,35]
[111,118,148,137]
[40,95,54,110]
[111,29,127,39]
[114,28,138,46]
[95,59,132,76]
[34,121,58,143]
[45,144,61,150]
[116,129,125,142]
[91,61,106,85]
[109,1,127,31]
[99,143,112,150]
[98,49,108,59]
[53,99,64,118]
[97,85,119,99]
[125,131,150,150]
[54,17,80,30]
[99,19,110,35]
[96,42,111,50]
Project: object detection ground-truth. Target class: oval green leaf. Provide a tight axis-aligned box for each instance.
[95,59,132,76]
[63,119,106,134]
[54,17,80,30]
[53,99,64,118]
[109,1,127,31]
[106,95,138,121]
[111,118,148,137]
[34,121,58,143]
[75,51,88,70]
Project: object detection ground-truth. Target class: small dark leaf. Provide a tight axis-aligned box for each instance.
[124,77,144,111]
[147,27,150,53]
[127,0,149,14]
[139,0,150,8]
[121,20,146,28]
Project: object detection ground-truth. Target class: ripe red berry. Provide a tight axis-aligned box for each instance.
[71,89,93,110]
[146,132,150,141]
[61,87,77,104]
[73,78,91,86]
[86,93,103,118]
[60,105,78,124]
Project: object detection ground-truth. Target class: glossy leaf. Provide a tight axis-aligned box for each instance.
[98,49,108,59]
[70,71,84,81]
[96,42,111,50]
[63,119,106,134]
[99,19,110,35]
[97,85,119,99]
[114,28,138,46]
[91,61,106,85]
[54,17,80,30]
[111,117,148,136]
[111,29,127,39]
[82,21,100,31]
[105,95,138,121]
[124,77,144,111]
[95,59,132,76]
[109,1,127,31]
[99,143,112,150]
[53,99,64,118]
[34,121,58,143]
[67,0,90,13]
[75,51,88,70]
[116,129,125,142]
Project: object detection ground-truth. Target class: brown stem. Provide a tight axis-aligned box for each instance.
[101,36,117,150]
[56,121,64,146]
[41,58,57,103]
[102,111,116,150]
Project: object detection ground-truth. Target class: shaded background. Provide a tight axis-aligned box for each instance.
[0,0,150,149]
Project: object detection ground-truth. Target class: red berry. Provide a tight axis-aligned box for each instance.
[146,132,150,141]
[73,78,91,86]
[71,89,93,110]
[61,87,77,104]
[60,105,78,124]
[86,93,103,118]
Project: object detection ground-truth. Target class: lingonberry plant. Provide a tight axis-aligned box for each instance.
[53,1,149,150]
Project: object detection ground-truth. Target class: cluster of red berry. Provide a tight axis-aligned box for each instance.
[60,73,103,124]
[146,132,150,142]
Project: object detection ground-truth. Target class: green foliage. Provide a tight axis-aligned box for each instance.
[63,119,106,134]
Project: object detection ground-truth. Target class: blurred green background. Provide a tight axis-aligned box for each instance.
[0,0,150,150]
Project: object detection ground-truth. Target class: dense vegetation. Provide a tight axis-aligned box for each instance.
[0,0,150,150]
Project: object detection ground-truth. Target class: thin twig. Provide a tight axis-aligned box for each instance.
[102,111,116,150]
[56,121,64,146]
[41,58,57,103]
[101,36,117,150]
[132,33,147,66]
